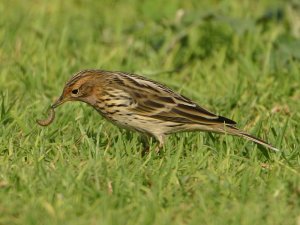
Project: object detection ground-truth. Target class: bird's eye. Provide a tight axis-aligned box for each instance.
[72,89,79,95]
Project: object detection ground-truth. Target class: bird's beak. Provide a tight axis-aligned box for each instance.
[51,95,66,109]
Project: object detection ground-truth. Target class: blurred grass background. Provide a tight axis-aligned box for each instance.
[0,0,300,224]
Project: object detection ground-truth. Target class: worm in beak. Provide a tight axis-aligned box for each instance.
[36,96,66,126]
[36,107,56,126]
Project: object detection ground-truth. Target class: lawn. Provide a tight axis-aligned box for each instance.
[0,0,300,224]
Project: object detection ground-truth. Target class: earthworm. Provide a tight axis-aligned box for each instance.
[36,107,55,126]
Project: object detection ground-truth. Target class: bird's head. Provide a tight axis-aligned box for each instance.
[52,70,104,109]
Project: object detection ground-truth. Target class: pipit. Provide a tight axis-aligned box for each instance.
[37,70,279,152]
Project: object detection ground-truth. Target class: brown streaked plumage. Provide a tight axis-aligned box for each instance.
[37,69,279,152]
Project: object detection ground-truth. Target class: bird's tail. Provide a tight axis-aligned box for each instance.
[221,125,279,152]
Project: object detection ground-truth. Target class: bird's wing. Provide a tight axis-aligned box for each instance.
[112,72,237,126]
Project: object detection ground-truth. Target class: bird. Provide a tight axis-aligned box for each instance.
[38,69,279,152]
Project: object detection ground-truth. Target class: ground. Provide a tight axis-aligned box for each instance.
[0,0,300,224]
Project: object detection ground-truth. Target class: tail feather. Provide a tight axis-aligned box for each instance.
[223,126,279,152]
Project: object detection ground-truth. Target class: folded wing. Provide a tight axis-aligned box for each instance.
[112,73,237,126]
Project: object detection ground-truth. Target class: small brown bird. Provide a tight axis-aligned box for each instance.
[37,69,279,152]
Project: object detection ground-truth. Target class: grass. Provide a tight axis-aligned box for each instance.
[0,0,300,224]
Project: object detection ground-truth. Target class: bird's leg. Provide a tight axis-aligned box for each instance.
[154,135,165,153]
[140,135,150,156]
[140,135,165,155]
